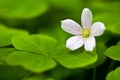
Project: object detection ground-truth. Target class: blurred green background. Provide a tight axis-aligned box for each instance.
[0,0,120,36]
[0,0,120,80]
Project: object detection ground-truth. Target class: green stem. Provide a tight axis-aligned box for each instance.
[92,68,96,80]
[22,72,32,80]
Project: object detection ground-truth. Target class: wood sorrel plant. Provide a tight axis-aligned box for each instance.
[0,5,120,80]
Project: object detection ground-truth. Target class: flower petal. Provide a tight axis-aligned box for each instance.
[81,8,92,28]
[91,22,105,36]
[66,36,84,51]
[84,36,95,52]
[61,19,82,35]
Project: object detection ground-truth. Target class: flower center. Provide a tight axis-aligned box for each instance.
[80,28,91,38]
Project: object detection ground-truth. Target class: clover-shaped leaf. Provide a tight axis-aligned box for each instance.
[0,24,29,47]
[7,34,57,72]
[6,34,97,72]
[106,67,120,80]
[105,41,120,61]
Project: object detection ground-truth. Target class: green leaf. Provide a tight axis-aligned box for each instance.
[106,67,120,80]
[105,45,120,61]
[11,35,42,54]
[0,0,48,19]
[30,35,57,55]
[8,34,57,72]
[53,49,97,68]
[6,51,56,73]
[10,34,97,72]
[0,24,29,47]
[0,48,16,62]
[12,34,57,56]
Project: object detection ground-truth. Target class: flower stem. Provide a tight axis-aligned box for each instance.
[92,68,96,80]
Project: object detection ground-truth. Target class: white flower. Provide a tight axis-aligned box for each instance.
[61,8,105,51]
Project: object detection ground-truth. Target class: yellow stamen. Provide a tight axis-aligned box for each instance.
[80,28,91,38]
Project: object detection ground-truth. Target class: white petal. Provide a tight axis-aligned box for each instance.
[81,8,92,28]
[91,22,105,36]
[66,36,84,51]
[84,36,96,51]
[61,19,82,35]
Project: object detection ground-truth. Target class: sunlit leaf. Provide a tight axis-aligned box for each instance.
[30,34,57,55]
[12,34,57,56]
